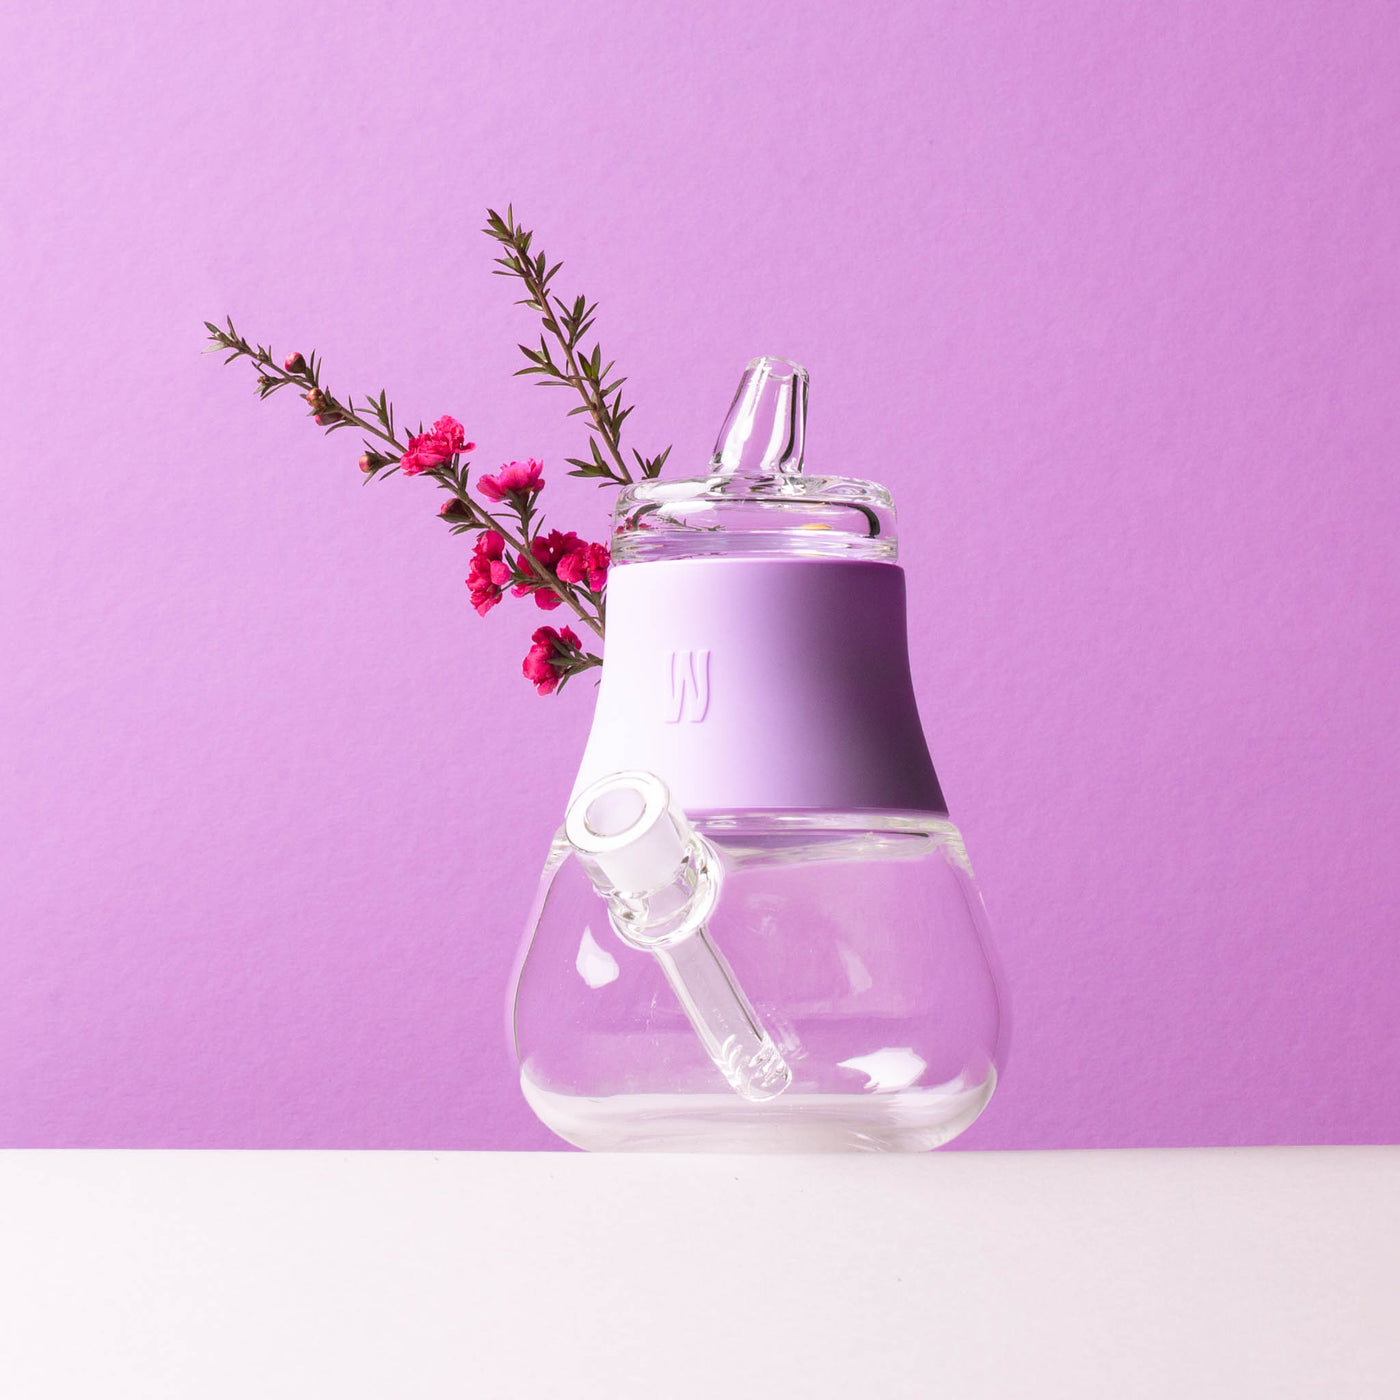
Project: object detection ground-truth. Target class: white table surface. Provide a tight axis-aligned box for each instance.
[0,1147,1395,1398]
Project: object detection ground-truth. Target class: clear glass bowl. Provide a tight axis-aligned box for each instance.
[511,811,1005,1152]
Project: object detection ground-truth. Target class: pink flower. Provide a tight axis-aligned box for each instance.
[511,578,564,609]
[530,529,583,567]
[401,416,473,476]
[522,625,581,696]
[283,352,306,373]
[509,531,608,609]
[509,530,580,610]
[466,530,511,617]
[588,543,609,591]
[477,458,545,502]
[556,541,610,592]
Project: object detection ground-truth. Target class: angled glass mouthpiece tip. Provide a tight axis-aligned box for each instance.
[565,771,792,1102]
[710,355,809,479]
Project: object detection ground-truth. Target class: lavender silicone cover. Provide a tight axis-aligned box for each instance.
[571,557,947,816]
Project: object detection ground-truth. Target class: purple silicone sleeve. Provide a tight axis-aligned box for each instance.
[571,558,947,816]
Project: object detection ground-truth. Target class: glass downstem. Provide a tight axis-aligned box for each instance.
[565,770,793,1103]
[654,927,791,1101]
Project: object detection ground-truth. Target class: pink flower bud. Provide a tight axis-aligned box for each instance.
[283,352,306,373]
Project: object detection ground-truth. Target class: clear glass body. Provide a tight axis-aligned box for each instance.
[511,811,1004,1152]
[511,357,1006,1151]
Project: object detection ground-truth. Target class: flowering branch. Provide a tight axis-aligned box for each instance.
[204,208,656,695]
[203,318,607,694]
[484,206,671,487]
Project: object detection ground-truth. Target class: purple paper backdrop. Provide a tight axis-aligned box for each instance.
[1,1,1397,1149]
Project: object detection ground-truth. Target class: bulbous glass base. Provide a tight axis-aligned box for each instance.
[521,1068,997,1153]
[511,813,1005,1153]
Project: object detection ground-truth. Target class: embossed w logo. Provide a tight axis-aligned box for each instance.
[664,649,711,723]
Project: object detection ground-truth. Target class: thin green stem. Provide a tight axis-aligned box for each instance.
[484,208,669,486]
[207,324,602,638]
[520,276,631,485]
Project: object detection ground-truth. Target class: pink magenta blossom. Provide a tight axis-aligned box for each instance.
[476,458,545,502]
[555,540,610,592]
[522,625,581,696]
[466,530,511,617]
[400,417,473,476]
[530,529,583,567]
[509,577,564,610]
[511,529,579,610]
[511,531,607,609]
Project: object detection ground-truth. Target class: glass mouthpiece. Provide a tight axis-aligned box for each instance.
[611,356,897,563]
[711,356,808,478]
[565,771,792,1102]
